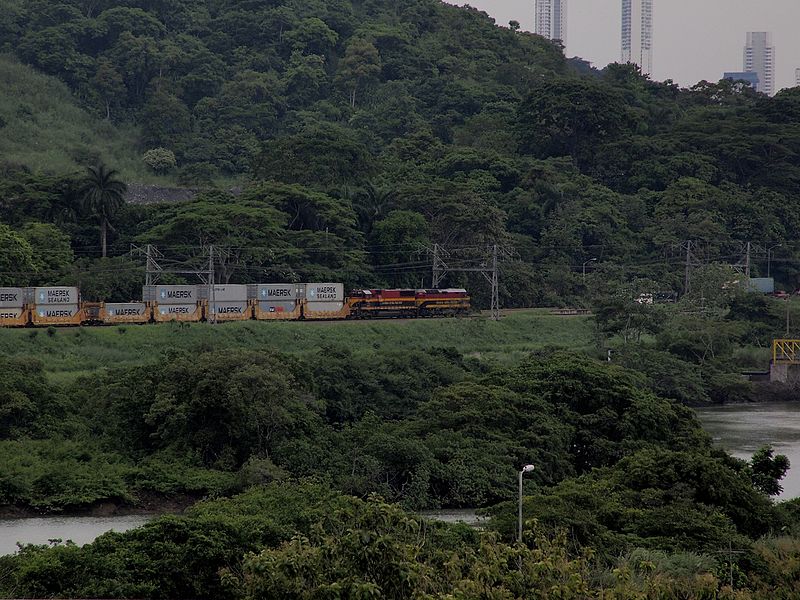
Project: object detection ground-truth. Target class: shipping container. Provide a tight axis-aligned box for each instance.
[206,301,252,321]
[250,283,304,301]
[748,278,775,294]
[305,283,344,302]
[30,304,83,325]
[0,307,29,327]
[254,300,301,320]
[103,303,150,324]
[0,287,25,308]
[34,287,79,305]
[303,300,348,319]
[152,303,202,322]
[143,285,198,304]
[200,284,249,302]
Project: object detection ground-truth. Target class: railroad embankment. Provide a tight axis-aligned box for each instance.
[0,310,595,382]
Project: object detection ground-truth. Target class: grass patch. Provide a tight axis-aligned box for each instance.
[0,311,596,381]
[0,54,158,182]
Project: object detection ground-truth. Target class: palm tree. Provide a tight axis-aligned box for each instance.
[79,164,127,258]
[353,182,398,234]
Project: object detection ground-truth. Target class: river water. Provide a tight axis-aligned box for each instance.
[0,515,153,556]
[2,404,799,555]
[696,402,800,499]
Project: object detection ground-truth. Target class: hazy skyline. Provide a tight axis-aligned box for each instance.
[447,1,800,91]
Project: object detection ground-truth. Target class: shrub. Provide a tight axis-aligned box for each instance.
[142,147,177,173]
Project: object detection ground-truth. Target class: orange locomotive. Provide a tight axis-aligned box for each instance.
[347,288,470,318]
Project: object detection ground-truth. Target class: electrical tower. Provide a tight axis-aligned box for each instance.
[426,243,508,321]
[130,244,223,324]
[676,240,705,296]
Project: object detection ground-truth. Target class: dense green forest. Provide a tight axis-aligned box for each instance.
[1,343,799,598]
[3,0,800,597]
[2,0,800,302]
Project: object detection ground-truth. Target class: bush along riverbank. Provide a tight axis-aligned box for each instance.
[2,342,800,597]
[2,482,800,599]
[1,346,738,514]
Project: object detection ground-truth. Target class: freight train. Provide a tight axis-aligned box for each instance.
[0,284,471,327]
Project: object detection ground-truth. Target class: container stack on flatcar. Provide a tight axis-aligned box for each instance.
[0,288,28,327]
[145,285,202,322]
[251,283,303,320]
[204,285,251,321]
[101,302,151,324]
[31,287,84,326]
[304,283,347,319]
[0,284,471,327]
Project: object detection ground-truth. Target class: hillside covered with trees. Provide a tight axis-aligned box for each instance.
[3,0,800,597]
[2,0,800,303]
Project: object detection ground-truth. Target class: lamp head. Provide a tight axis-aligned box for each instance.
[521,464,535,473]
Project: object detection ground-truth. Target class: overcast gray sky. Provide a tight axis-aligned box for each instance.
[446,1,800,91]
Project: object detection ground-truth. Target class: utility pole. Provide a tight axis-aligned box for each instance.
[745,241,751,281]
[490,244,499,321]
[131,244,164,287]
[684,240,692,295]
[767,244,782,279]
[787,298,791,337]
[145,244,154,286]
[432,243,444,288]
[208,245,216,325]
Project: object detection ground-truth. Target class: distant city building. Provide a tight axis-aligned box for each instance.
[535,0,567,44]
[723,71,760,90]
[796,68,800,87]
[744,32,774,96]
[621,0,653,75]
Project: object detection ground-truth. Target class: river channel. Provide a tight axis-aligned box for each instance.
[695,401,800,499]
[2,403,799,555]
[0,515,153,556]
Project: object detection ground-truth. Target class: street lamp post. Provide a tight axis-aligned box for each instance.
[582,258,597,284]
[768,244,782,279]
[518,464,535,543]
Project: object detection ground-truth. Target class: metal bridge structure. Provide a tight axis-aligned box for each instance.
[772,339,800,365]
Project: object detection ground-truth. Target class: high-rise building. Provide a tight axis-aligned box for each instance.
[795,68,800,87]
[621,0,653,75]
[744,32,774,96]
[723,71,760,90]
[535,0,567,45]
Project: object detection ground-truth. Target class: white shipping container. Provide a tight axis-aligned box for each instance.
[258,301,297,314]
[106,303,148,317]
[305,283,344,302]
[0,288,25,308]
[304,301,345,314]
[0,308,24,319]
[35,287,79,305]
[35,304,80,318]
[157,304,199,316]
[209,285,248,302]
[144,285,198,304]
[208,302,249,316]
[255,284,304,301]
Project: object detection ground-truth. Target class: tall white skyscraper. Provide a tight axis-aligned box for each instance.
[621,0,653,75]
[744,32,775,96]
[796,68,800,88]
[535,0,567,45]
